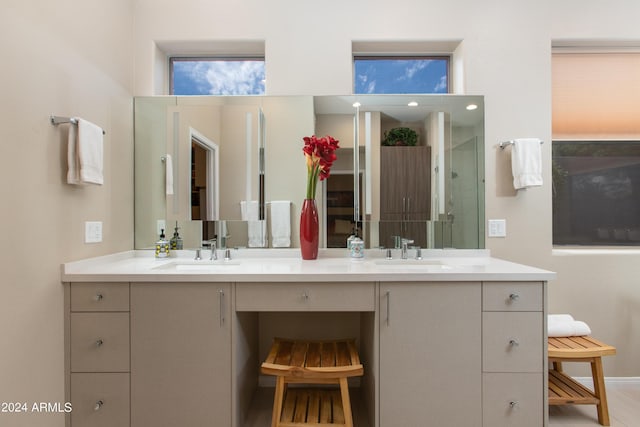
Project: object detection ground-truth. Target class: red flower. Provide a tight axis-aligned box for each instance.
[302,135,340,199]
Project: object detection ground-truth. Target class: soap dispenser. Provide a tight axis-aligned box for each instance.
[170,221,183,250]
[155,229,170,258]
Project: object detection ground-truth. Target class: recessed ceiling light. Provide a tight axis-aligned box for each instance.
[466,104,478,110]
[352,102,361,108]
[408,101,418,107]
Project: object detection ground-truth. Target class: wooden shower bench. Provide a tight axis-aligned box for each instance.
[261,338,363,427]
[548,336,616,426]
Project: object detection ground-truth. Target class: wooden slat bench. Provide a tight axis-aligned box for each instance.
[261,338,363,427]
[548,336,616,426]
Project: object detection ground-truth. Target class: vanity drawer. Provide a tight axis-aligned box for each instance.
[70,313,130,372]
[71,283,130,312]
[483,312,543,373]
[71,373,130,427]
[483,282,542,312]
[483,373,543,427]
[236,282,375,311]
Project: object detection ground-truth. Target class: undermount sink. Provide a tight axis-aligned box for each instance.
[372,259,452,269]
[373,259,443,266]
[153,259,242,271]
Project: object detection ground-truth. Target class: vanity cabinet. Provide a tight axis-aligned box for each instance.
[63,255,552,427]
[481,282,545,427]
[130,282,232,427]
[379,282,482,427]
[379,146,430,248]
[67,282,130,427]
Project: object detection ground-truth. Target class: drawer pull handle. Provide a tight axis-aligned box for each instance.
[509,293,520,301]
[95,293,104,302]
[94,400,104,411]
[509,338,519,347]
[302,292,309,300]
[95,339,104,347]
[509,400,518,409]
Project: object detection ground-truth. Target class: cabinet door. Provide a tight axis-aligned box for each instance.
[404,146,430,218]
[130,283,231,427]
[380,147,406,214]
[379,282,482,427]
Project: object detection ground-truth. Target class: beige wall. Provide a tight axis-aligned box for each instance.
[131,0,640,378]
[2,1,640,425]
[0,1,133,426]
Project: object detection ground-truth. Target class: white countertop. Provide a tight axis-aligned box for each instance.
[61,249,556,283]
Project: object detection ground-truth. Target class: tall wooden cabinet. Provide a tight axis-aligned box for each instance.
[130,282,232,427]
[379,146,431,248]
[379,282,482,427]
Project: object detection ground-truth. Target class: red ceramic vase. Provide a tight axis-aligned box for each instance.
[299,199,319,260]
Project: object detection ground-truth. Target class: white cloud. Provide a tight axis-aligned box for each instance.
[434,75,447,92]
[182,60,265,95]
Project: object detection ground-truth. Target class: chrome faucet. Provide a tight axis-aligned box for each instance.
[401,238,414,259]
[208,239,218,261]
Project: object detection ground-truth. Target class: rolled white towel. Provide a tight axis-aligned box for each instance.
[548,314,592,337]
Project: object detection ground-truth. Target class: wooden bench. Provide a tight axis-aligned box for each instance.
[548,336,617,426]
[261,338,363,427]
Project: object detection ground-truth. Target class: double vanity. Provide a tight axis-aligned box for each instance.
[62,249,554,427]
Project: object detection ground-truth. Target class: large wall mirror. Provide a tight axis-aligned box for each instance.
[134,94,484,250]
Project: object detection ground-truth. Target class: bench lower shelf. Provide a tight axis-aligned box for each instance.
[279,387,346,426]
[548,369,599,406]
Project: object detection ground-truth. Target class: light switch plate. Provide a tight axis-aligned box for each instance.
[85,221,103,243]
[488,219,507,237]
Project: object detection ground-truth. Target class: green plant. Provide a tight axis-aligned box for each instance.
[382,127,418,146]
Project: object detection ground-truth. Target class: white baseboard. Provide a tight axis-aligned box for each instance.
[573,376,640,387]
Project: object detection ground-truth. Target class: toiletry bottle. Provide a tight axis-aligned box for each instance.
[170,221,183,250]
[156,229,170,258]
[350,234,364,259]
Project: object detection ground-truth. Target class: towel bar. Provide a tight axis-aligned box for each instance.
[50,115,105,135]
[499,139,543,149]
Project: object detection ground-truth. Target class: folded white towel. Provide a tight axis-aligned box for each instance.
[548,314,592,337]
[241,201,266,247]
[165,154,174,195]
[511,138,542,190]
[270,201,291,248]
[77,118,104,185]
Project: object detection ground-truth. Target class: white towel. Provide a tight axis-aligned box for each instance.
[241,201,266,247]
[77,118,104,184]
[270,201,291,248]
[511,138,542,190]
[548,314,592,337]
[165,154,174,195]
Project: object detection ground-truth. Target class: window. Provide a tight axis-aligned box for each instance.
[552,50,640,245]
[353,56,449,94]
[552,141,640,245]
[170,57,265,95]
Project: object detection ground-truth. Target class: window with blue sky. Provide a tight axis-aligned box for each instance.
[170,56,448,95]
[171,58,265,95]
[354,57,449,94]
